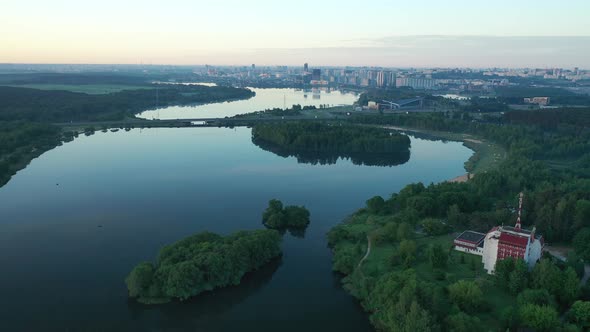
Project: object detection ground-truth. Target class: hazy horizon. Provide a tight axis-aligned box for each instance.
[2,0,590,68]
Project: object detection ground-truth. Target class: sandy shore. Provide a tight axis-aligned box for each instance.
[448,173,471,183]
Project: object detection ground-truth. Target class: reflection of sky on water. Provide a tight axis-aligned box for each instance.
[138,88,358,120]
[0,127,471,331]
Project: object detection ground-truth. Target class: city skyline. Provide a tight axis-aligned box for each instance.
[2,0,590,67]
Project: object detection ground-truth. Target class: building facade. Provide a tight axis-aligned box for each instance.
[453,193,544,274]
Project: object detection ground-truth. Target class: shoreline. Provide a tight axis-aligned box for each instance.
[381,125,506,180]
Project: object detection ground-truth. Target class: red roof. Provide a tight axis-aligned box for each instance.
[499,232,529,248]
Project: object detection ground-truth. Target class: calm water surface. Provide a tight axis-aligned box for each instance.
[138,87,359,120]
[0,127,472,331]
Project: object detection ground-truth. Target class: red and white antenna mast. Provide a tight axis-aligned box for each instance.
[515,192,524,229]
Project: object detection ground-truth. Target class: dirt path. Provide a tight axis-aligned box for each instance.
[357,235,372,271]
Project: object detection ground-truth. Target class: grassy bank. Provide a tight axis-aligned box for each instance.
[381,125,507,175]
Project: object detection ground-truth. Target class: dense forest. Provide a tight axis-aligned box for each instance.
[504,107,590,129]
[326,109,590,331]
[495,86,590,106]
[0,85,254,122]
[251,122,411,167]
[125,230,282,304]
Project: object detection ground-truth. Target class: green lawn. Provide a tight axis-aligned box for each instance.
[1,84,153,94]
[463,138,507,174]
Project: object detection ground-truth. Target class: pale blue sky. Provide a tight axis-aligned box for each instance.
[1,0,589,67]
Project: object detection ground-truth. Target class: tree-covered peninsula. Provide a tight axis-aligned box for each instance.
[0,121,77,186]
[125,229,282,304]
[251,122,411,166]
[262,199,311,230]
[328,110,590,331]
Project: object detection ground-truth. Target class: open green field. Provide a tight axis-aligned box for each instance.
[0,84,153,94]
[461,137,507,174]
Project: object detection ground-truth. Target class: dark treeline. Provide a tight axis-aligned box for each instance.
[251,122,411,167]
[125,230,282,304]
[0,121,74,186]
[495,86,590,106]
[252,122,412,153]
[505,107,590,129]
[462,97,510,113]
[0,85,254,122]
[0,72,153,85]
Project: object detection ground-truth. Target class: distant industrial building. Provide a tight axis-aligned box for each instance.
[395,77,436,90]
[524,97,550,106]
[367,101,379,110]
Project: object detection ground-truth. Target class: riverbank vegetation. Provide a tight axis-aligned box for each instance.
[125,229,282,304]
[328,109,590,330]
[262,199,311,230]
[0,121,76,187]
[251,122,411,166]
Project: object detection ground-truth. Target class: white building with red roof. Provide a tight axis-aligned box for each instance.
[481,225,544,273]
[453,193,544,274]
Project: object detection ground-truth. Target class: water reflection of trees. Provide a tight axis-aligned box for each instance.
[127,257,282,330]
[253,139,410,167]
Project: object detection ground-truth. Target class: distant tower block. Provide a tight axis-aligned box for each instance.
[304,63,309,73]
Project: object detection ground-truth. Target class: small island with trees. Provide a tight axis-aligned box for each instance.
[262,199,311,230]
[125,229,282,304]
[251,122,411,166]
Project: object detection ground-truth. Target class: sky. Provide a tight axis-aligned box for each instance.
[1,0,590,68]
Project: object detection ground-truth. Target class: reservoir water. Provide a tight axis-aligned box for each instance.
[138,87,359,120]
[0,91,473,331]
